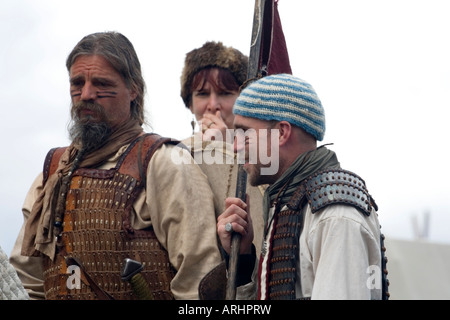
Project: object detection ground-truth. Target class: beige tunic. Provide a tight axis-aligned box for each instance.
[10,143,223,300]
[181,136,266,257]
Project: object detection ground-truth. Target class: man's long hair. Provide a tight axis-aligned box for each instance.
[66,31,146,125]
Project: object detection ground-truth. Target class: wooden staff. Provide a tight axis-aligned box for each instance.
[225,0,267,300]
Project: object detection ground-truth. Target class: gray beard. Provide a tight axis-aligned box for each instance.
[69,101,112,153]
[68,102,112,153]
[68,120,112,154]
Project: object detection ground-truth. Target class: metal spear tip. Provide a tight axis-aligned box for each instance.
[121,258,144,281]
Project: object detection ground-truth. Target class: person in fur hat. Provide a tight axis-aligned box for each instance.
[179,42,266,263]
[180,41,248,139]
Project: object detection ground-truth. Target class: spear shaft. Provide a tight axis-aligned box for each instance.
[225,0,267,301]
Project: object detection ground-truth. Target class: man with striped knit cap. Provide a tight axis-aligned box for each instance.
[217,73,389,300]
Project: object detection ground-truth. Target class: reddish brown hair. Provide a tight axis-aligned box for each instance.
[190,67,240,102]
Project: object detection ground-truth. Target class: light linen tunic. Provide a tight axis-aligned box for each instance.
[249,203,383,300]
[181,137,266,257]
[297,204,382,299]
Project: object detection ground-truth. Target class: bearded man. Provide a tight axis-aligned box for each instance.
[9,31,222,300]
[217,74,389,300]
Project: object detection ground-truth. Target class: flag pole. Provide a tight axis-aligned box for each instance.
[225,0,267,301]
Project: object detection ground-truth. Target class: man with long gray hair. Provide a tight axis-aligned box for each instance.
[9,31,222,300]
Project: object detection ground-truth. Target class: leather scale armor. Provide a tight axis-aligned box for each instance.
[265,168,389,300]
[42,133,178,300]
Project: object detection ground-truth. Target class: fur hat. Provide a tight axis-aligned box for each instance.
[234,73,326,141]
[180,41,248,108]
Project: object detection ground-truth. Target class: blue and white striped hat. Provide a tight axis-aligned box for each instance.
[233,73,325,141]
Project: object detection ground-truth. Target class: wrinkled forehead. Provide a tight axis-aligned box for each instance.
[70,55,114,74]
[233,114,271,130]
[69,55,125,87]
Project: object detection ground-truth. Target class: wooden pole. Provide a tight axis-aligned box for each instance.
[225,0,267,300]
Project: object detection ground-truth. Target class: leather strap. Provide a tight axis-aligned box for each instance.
[43,147,67,184]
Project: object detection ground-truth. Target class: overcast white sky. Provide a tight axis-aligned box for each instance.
[1,0,449,255]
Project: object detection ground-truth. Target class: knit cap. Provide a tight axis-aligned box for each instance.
[233,73,325,141]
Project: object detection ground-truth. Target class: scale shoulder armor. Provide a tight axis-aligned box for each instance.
[304,168,377,216]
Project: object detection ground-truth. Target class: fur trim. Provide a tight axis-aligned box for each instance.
[180,41,248,108]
